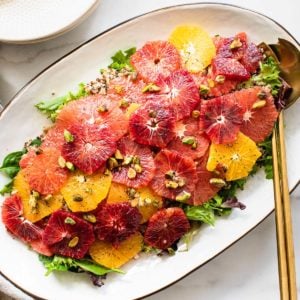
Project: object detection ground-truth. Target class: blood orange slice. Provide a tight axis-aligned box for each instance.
[19,150,37,169]
[199,95,244,144]
[233,87,278,142]
[112,137,155,188]
[129,101,176,148]
[62,124,116,175]
[41,126,65,152]
[23,148,68,195]
[150,149,197,201]
[130,41,181,82]
[155,69,200,120]
[56,95,128,141]
[144,207,190,250]
[42,210,95,259]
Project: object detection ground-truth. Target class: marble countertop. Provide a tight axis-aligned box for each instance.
[0,0,299,299]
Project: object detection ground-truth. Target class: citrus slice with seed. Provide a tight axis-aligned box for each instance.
[233,87,278,142]
[130,41,181,82]
[23,148,68,195]
[60,170,112,212]
[106,182,163,223]
[13,170,64,223]
[207,132,261,181]
[89,232,143,269]
[169,25,216,72]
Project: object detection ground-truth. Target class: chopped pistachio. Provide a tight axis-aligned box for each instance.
[83,214,97,223]
[114,85,124,94]
[123,156,133,166]
[44,194,53,201]
[68,236,79,248]
[32,190,40,199]
[252,100,266,109]
[64,217,76,225]
[175,191,191,202]
[73,194,83,202]
[199,84,210,95]
[192,110,200,118]
[119,98,130,108]
[167,248,176,256]
[144,198,153,205]
[209,178,226,188]
[182,136,196,145]
[127,167,137,179]
[104,169,111,176]
[66,161,75,171]
[191,141,198,149]
[132,156,140,165]
[114,149,124,160]
[257,91,267,100]
[177,178,186,187]
[138,198,145,207]
[98,104,108,113]
[230,38,242,49]
[215,75,225,84]
[134,164,143,173]
[108,157,119,170]
[207,79,215,88]
[142,83,161,93]
[29,193,38,213]
[64,129,74,143]
[130,198,139,207]
[165,180,179,189]
[58,156,66,168]
[76,175,86,183]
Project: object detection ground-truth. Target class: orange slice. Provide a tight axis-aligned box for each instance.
[107,183,163,223]
[13,170,63,223]
[125,103,141,119]
[61,170,112,212]
[169,25,216,73]
[89,232,143,269]
[207,132,261,181]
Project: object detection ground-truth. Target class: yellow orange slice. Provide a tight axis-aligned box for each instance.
[207,132,261,181]
[61,170,112,212]
[107,183,163,223]
[14,171,63,223]
[89,232,143,269]
[169,25,216,73]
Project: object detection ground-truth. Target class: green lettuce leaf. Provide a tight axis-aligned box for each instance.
[109,47,136,71]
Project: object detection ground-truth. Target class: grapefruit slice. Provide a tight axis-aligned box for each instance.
[130,41,181,82]
[56,95,128,141]
[60,170,112,212]
[233,87,278,142]
[62,124,116,175]
[169,25,216,72]
[150,149,197,201]
[129,101,176,148]
[154,69,201,120]
[14,170,63,223]
[112,137,155,188]
[23,148,68,195]
[144,207,190,250]
[41,126,65,152]
[199,95,244,144]
[89,232,143,269]
[42,210,95,259]
[207,132,261,181]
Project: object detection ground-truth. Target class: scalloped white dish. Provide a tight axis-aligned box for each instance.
[0,3,299,300]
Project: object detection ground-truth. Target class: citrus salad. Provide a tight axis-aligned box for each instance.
[0,25,286,285]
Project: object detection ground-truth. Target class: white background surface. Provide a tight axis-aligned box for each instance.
[0,0,299,299]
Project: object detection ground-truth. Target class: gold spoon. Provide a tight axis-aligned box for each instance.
[260,39,300,300]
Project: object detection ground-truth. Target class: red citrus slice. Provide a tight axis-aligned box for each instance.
[144,207,190,250]
[233,87,278,142]
[19,150,37,169]
[41,126,65,152]
[1,194,52,256]
[42,210,95,259]
[150,149,197,201]
[199,95,244,144]
[240,42,263,73]
[23,148,68,195]
[130,41,181,82]
[167,117,210,160]
[129,101,176,148]
[212,57,250,81]
[112,137,155,188]
[62,124,116,175]
[56,95,128,141]
[94,202,141,246]
[154,69,200,120]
